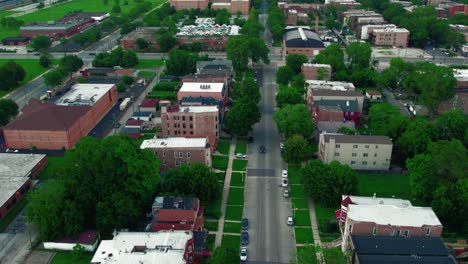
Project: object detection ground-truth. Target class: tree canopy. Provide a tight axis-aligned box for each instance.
[92,47,139,68]
[274,104,314,139]
[226,36,269,72]
[225,97,261,136]
[276,87,303,108]
[165,48,199,76]
[0,99,19,126]
[282,135,311,164]
[32,35,51,52]
[0,60,26,91]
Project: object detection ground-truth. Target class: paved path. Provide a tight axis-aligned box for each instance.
[214,138,236,247]
[308,198,324,263]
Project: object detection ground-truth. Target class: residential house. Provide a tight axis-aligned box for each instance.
[365,90,382,101]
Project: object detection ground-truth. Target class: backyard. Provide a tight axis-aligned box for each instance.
[135,59,165,69]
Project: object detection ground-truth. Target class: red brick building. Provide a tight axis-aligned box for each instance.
[4,84,118,150]
[178,82,227,114]
[170,0,209,11]
[438,69,468,114]
[20,20,95,39]
[449,4,468,17]
[283,26,325,56]
[120,27,160,50]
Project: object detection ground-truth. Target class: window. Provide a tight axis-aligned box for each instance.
[190,124,193,129]
[179,152,183,158]
[396,230,401,236]
[362,161,367,165]
[352,153,357,157]
[365,145,369,148]
[187,152,191,158]
[353,145,358,148]
[363,153,368,157]
[390,230,395,236]
[373,161,376,165]
[351,161,356,165]
[374,153,377,157]
[175,160,179,166]
[375,145,379,149]
[404,230,409,237]
[425,228,431,236]
[182,116,185,121]
[336,144,340,148]
[163,151,165,157]
[163,160,166,165]
[348,224,353,232]
[335,153,340,157]
[190,131,194,135]
[372,227,377,236]
[174,152,178,158]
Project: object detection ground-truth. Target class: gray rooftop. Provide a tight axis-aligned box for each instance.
[284,26,324,48]
[0,177,30,209]
[323,134,393,145]
[0,153,46,178]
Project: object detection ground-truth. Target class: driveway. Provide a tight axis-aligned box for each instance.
[382,89,410,116]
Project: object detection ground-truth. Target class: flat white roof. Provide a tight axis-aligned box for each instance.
[91,231,192,264]
[178,105,218,113]
[347,204,442,227]
[140,137,207,149]
[303,63,331,68]
[373,28,409,33]
[179,82,224,93]
[212,2,230,6]
[453,69,468,82]
[306,80,355,91]
[0,177,29,209]
[0,153,46,178]
[55,83,115,106]
[342,195,412,208]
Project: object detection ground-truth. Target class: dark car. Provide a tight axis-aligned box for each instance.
[241,218,249,230]
[241,232,249,245]
[259,145,266,153]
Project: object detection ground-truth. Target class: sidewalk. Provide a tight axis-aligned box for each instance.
[214,138,237,247]
[308,198,324,263]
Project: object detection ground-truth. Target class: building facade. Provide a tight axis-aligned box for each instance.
[170,0,209,11]
[140,137,211,171]
[301,63,332,80]
[371,28,410,48]
[318,133,393,170]
[161,105,219,151]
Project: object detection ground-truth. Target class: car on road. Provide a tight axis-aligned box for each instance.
[282,170,288,178]
[34,53,40,56]
[259,145,266,153]
[287,216,294,226]
[280,142,284,149]
[89,52,96,55]
[241,232,249,245]
[241,218,249,230]
[236,153,247,159]
[240,247,248,261]
[115,122,121,128]
[282,178,288,187]
[283,189,290,198]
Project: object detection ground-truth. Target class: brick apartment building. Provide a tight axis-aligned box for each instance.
[140,137,211,171]
[161,104,219,151]
[283,26,325,56]
[0,153,47,219]
[371,28,410,48]
[360,24,396,40]
[318,133,393,170]
[438,69,468,114]
[325,0,360,8]
[301,63,332,80]
[4,84,118,150]
[178,82,227,114]
[170,0,208,11]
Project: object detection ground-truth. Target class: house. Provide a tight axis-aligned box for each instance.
[317,120,355,133]
[161,104,219,151]
[437,69,468,114]
[283,26,325,56]
[121,127,141,140]
[4,84,118,150]
[131,111,152,122]
[325,0,360,8]
[90,230,195,264]
[312,99,360,123]
[365,90,382,101]
[350,235,457,264]
[177,82,227,114]
[1,37,30,46]
[306,80,355,91]
[308,89,364,113]
[318,133,393,170]
[140,137,211,171]
[360,24,396,40]
[139,99,159,113]
[0,153,47,219]
[449,4,468,17]
[125,119,144,129]
[301,64,332,80]
[44,230,100,252]
[341,203,443,251]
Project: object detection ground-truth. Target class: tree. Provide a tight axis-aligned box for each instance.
[231,76,260,104]
[226,36,250,72]
[210,246,239,264]
[276,66,294,85]
[166,49,198,76]
[39,55,52,68]
[383,3,404,22]
[92,47,138,68]
[368,102,408,139]
[276,87,303,108]
[303,160,358,207]
[346,42,372,69]
[157,33,177,52]
[0,99,19,126]
[117,82,126,92]
[248,37,270,66]
[215,9,230,25]
[37,2,44,8]
[316,67,329,81]
[60,55,83,73]
[136,38,148,50]
[122,75,134,85]
[286,54,308,74]
[325,16,337,29]
[225,97,260,136]
[0,60,26,90]
[397,117,434,159]
[112,4,121,13]
[240,18,262,37]
[0,17,24,29]
[434,109,468,143]
[282,135,310,164]
[274,104,314,139]
[162,163,221,201]
[314,44,346,73]
[44,69,65,87]
[32,35,51,52]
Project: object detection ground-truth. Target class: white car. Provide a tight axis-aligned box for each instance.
[282,170,288,178]
[287,216,294,226]
[280,142,284,149]
[236,153,247,159]
[240,247,248,261]
[282,178,288,187]
[283,189,290,198]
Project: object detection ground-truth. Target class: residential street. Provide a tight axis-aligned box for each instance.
[243,63,295,263]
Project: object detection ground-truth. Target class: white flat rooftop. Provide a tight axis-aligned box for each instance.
[453,69,468,82]
[91,231,192,264]
[347,204,442,227]
[0,177,29,208]
[211,2,231,6]
[303,63,331,68]
[373,28,410,33]
[55,83,115,106]
[306,80,355,91]
[178,105,218,113]
[179,82,224,93]
[141,137,207,149]
[342,195,412,208]
[0,153,46,178]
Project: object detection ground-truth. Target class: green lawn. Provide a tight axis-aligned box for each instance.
[357,173,410,199]
[204,220,218,231]
[288,165,304,184]
[227,187,244,206]
[150,90,176,98]
[230,172,245,187]
[235,141,247,154]
[206,234,216,252]
[294,210,311,227]
[135,59,165,69]
[216,139,230,155]
[221,235,240,253]
[225,205,243,221]
[223,221,241,233]
[232,159,247,171]
[292,197,309,209]
[322,247,345,264]
[137,71,156,78]
[212,155,229,171]
[0,10,18,18]
[0,27,20,40]
[51,252,93,264]
[315,202,340,242]
[37,152,76,180]
[290,184,306,199]
[0,195,28,232]
[0,59,49,97]
[297,246,318,264]
[295,227,314,244]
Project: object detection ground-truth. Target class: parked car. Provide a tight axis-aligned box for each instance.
[89,52,96,55]
[287,216,294,226]
[241,232,249,245]
[282,170,288,178]
[282,178,288,187]
[236,153,247,159]
[240,247,248,261]
[280,142,284,149]
[259,145,266,153]
[241,218,249,230]
[283,189,290,198]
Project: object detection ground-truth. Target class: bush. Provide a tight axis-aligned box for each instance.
[117,82,126,92]
[153,81,180,91]
[122,75,134,85]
